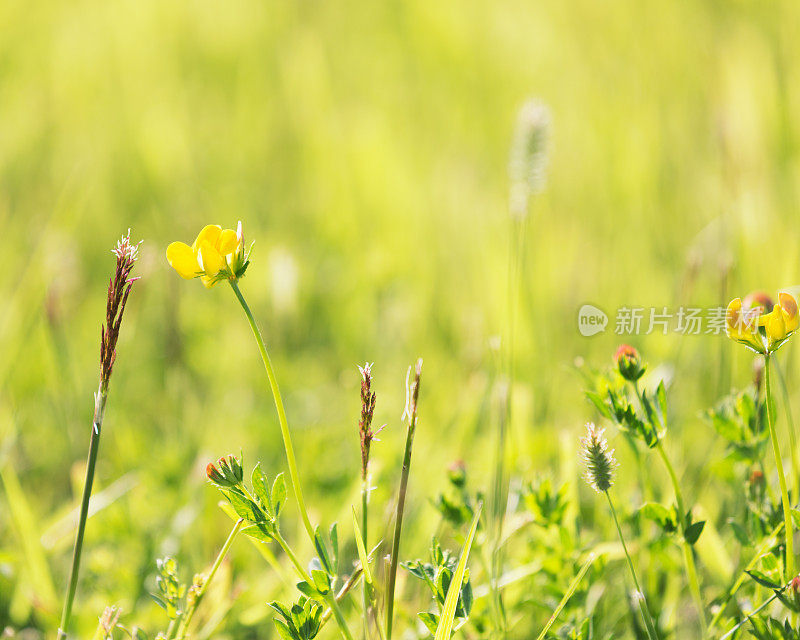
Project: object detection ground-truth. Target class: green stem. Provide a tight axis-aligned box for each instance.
[386,408,417,640]
[273,529,313,584]
[229,280,314,541]
[57,385,107,640]
[534,553,597,640]
[708,520,784,630]
[231,280,353,640]
[175,518,244,640]
[361,478,370,640]
[766,353,795,581]
[655,442,707,633]
[274,528,353,640]
[775,357,799,504]
[605,492,659,640]
[165,618,178,640]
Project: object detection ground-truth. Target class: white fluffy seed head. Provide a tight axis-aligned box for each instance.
[581,422,617,493]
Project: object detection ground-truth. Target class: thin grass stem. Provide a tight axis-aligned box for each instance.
[386,362,421,640]
[175,518,244,640]
[534,553,597,640]
[57,387,107,640]
[605,492,659,640]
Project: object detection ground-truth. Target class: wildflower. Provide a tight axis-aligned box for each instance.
[614,344,645,382]
[743,290,774,314]
[447,460,467,488]
[726,291,800,354]
[206,455,244,488]
[581,423,617,493]
[726,297,766,352]
[759,292,799,351]
[166,222,249,288]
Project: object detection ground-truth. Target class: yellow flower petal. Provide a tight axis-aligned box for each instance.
[218,229,239,255]
[726,297,764,352]
[201,275,218,288]
[198,241,224,276]
[192,225,223,252]
[166,242,200,279]
[765,309,787,343]
[780,292,799,332]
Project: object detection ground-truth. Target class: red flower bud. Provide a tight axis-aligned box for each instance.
[614,344,645,382]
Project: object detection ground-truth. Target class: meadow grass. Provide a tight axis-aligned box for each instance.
[3,0,800,638]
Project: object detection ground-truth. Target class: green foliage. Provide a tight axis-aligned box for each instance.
[268,598,323,640]
[150,557,186,621]
[704,387,769,463]
[403,539,474,635]
[523,476,570,528]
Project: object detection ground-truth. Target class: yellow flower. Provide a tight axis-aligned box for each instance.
[759,291,799,351]
[726,297,764,353]
[166,222,249,288]
[726,290,800,354]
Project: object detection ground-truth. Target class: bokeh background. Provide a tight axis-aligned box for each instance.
[2,0,800,637]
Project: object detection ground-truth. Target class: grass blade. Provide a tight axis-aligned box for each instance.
[352,506,373,586]
[434,502,482,640]
[535,552,597,640]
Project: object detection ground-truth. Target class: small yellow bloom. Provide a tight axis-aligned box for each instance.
[759,291,799,350]
[726,297,764,353]
[726,290,800,354]
[166,222,249,288]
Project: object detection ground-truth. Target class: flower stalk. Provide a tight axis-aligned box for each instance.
[229,279,315,542]
[386,359,422,640]
[631,377,707,633]
[229,279,353,640]
[57,232,139,640]
[766,352,795,581]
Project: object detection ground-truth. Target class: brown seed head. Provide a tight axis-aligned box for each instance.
[357,362,378,480]
[100,230,140,392]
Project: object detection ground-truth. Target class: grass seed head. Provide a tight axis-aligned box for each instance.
[100,230,140,393]
[509,98,551,219]
[358,362,378,480]
[581,422,617,493]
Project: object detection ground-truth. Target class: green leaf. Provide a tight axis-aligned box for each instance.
[273,618,295,640]
[313,527,334,575]
[352,506,373,585]
[311,569,330,594]
[226,489,265,524]
[638,502,678,533]
[271,473,287,518]
[745,569,782,590]
[684,520,705,545]
[419,612,439,634]
[252,463,274,517]
[241,522,275,542]
[585,391,611,419]
[329,523,339,574]
[434,503,482,640]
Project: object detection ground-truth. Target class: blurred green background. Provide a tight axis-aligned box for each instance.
[2,0,800,636]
